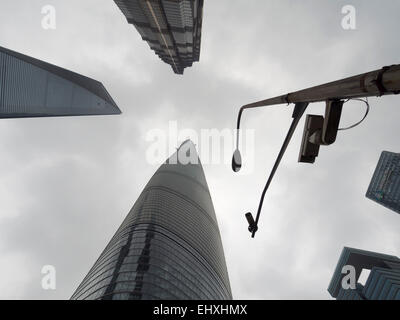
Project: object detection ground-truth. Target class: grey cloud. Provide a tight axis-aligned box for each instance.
[0,0,399,299]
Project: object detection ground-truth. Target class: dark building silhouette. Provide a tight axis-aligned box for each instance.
[71,140,232,300]
[366,151,400,214]
[328,247,400,300]
[0,46,120,118]
[114,0,203,74]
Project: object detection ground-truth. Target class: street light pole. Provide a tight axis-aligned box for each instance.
[233,64,400,238]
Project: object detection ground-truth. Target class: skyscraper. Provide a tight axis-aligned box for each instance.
[0,46,120,118]
[114,0,204,74]
[71,140,232,300]
[328,247,400,300]
[366,151,400,215]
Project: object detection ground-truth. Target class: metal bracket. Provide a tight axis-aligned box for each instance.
[309,100,344,145]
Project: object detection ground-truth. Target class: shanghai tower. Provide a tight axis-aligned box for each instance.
[71,140,232,300]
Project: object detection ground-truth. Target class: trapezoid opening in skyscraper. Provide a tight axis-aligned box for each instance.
[71,140,232,300]
[114,0,204,75]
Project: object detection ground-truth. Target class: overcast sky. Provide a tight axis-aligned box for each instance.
[0,0,399,300]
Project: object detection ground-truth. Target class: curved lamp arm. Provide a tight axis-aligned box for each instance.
[234,102,309,237]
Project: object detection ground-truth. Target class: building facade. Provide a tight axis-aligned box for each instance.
[114,0,203,74]
[71,140,232,300]
[366,151,400,214]
[0,46,120,118]
[328,247,400,300]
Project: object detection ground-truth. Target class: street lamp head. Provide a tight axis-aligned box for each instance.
[232,149,242,172]
[245,212,258,234]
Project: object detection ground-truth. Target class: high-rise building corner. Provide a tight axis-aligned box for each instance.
[328,247,400,300]
[366,151,400,215]
[0,46,121,118]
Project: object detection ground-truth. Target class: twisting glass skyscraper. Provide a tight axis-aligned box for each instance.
[71,140,232,300]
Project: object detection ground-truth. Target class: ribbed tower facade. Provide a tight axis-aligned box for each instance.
[114,0,204,74]
[366,151,400,214]
[71,140,232,300]
[328,247,400,300]
[0,46,120,118]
